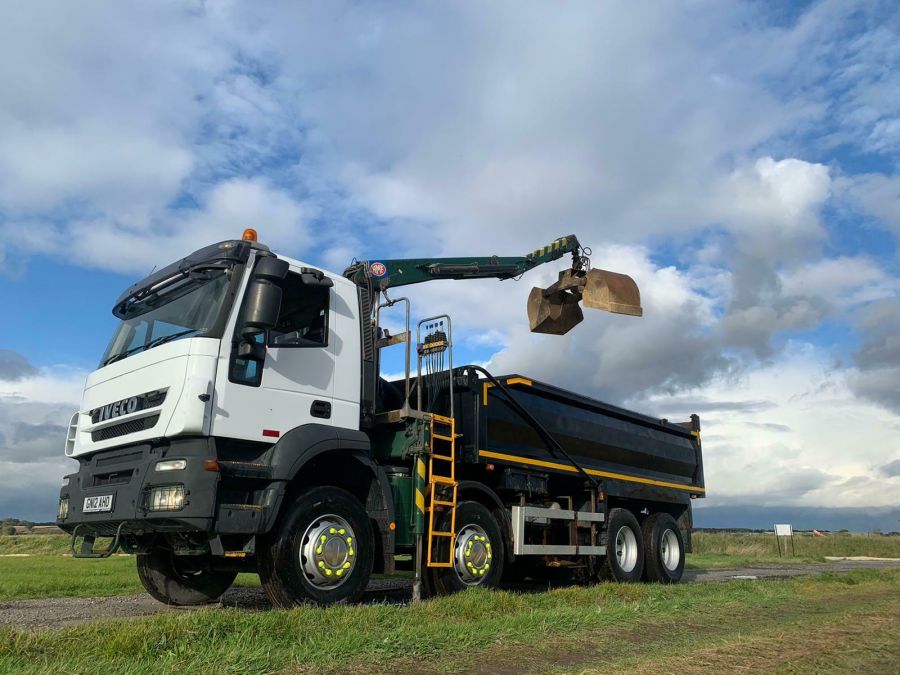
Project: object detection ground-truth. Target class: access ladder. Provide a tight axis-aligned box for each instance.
[426,413,458,567]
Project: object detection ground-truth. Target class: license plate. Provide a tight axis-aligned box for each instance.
[83,495,114,513]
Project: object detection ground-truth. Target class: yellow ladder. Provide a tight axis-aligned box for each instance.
[426,414,458,567]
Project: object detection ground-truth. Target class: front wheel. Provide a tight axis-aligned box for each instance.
[258,486,374,607]
[641,512,685,583]
[137,548,236,606]
[425,501,505,596]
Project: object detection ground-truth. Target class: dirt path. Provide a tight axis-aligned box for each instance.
[2,560,898,631]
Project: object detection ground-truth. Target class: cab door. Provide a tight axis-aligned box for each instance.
[212,267,335,443]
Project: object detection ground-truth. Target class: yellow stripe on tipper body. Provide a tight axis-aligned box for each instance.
[477,449,705,493]
[482,376,533,406]
[415,489,426,513]
[417,459,426,480]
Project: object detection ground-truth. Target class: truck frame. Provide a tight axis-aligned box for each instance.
[57,231,704,606]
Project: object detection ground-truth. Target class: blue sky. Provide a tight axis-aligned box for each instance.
[1,1,899,527]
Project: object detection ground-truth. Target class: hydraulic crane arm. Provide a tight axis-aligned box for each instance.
[343,235,582,290]
[343,234,642,335]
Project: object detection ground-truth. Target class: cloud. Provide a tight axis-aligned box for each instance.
[3,178,314,275]
[0,1,898,518]
[840,173,900,235]
[881,459,900,478]
[0,2,228,217]
[715,158,830,245]
[643,342,900,510]
[0,350,39,382]
[746,421,792,433]
[0,353,84,520]
[847,297,900,414]
[482,245,735,403]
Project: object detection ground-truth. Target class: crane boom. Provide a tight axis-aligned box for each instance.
[343,235,581,291]
[343,234,642,335]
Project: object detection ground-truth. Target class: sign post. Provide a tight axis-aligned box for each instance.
[774,523,795,556]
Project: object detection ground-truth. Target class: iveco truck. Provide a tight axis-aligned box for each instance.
[57,230,704,606]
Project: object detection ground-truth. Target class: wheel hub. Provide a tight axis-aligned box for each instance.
[614,525,638,573]
[660,528,680,571]
[454,525,492,585]
[301,515,356,588]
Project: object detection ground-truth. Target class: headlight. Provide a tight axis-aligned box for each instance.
[148,485,185,512]
[155,459,187,472]
[57,497,69,521]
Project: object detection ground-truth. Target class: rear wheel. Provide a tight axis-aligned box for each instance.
[258,486,374,607]
[599,508,644,583]
[137,548,236,606]
[425,501,505,596]
[641,512,685,583]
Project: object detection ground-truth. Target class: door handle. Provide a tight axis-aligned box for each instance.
[310,400,332,419]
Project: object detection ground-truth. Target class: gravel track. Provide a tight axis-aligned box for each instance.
[2,560,898,631]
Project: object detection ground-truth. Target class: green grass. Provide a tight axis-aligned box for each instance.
[0,532,896,600]
[692,530,900,559]
[0,556,259,601]
[0,569,897,674]
[0,534,72,556]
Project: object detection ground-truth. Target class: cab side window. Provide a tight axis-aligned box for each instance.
[268,272,330,348]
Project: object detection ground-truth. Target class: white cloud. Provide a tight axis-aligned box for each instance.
[3,178,314,275]
[482,245,732,401]
[839,173,900,235]
[715,157,831,243]
[644,342,900,509]
[0,1,898,516]
[0,356,85,520]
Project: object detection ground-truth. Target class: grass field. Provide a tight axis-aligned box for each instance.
[0,569,897,673]
[2,532,898,601]
[0,556,260,600]
[1,533,898,672]
[692,530,900,559]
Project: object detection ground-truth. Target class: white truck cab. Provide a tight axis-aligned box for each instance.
[66,237,362,460]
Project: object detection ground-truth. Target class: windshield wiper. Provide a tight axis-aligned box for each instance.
[102,329,201,366]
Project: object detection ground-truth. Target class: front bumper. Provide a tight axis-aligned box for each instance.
[57,437,220,536]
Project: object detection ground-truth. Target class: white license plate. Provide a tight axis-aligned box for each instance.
[83,495,114,513]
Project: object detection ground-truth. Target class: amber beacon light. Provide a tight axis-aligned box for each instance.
[242,228,258,242]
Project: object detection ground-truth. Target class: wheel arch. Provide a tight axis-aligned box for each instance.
[456,480,515,564]
[264,424,395,573]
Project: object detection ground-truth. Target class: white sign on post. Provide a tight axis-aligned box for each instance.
[774,523,795,556]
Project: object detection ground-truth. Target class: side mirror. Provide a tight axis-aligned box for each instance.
[242,279,282,334]
[254,256,289,282]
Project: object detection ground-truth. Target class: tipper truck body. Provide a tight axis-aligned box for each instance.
[57,231,704,606]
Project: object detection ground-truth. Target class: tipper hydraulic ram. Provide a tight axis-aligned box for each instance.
[57,229,703,608]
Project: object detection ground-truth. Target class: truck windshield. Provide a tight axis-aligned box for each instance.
[100,270,231,367]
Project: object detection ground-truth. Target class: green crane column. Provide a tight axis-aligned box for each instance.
[412,450,427,602]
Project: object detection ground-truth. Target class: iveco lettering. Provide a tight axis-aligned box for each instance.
[57,229,704,606]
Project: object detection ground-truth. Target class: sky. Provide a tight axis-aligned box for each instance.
[1,1,899,530]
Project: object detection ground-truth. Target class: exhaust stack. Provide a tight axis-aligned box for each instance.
[528,268,642,335]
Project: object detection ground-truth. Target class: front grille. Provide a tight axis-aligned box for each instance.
[95,450,143,468]
[92,414,160,442]
[92,469,134,487]
[90,389,167,424]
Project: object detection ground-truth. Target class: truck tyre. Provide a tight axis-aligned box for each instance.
[136,548,236,606]
[599,508,644,583]
[425,500,505,596]
[641,512,685,583]
[258,486,374,607]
